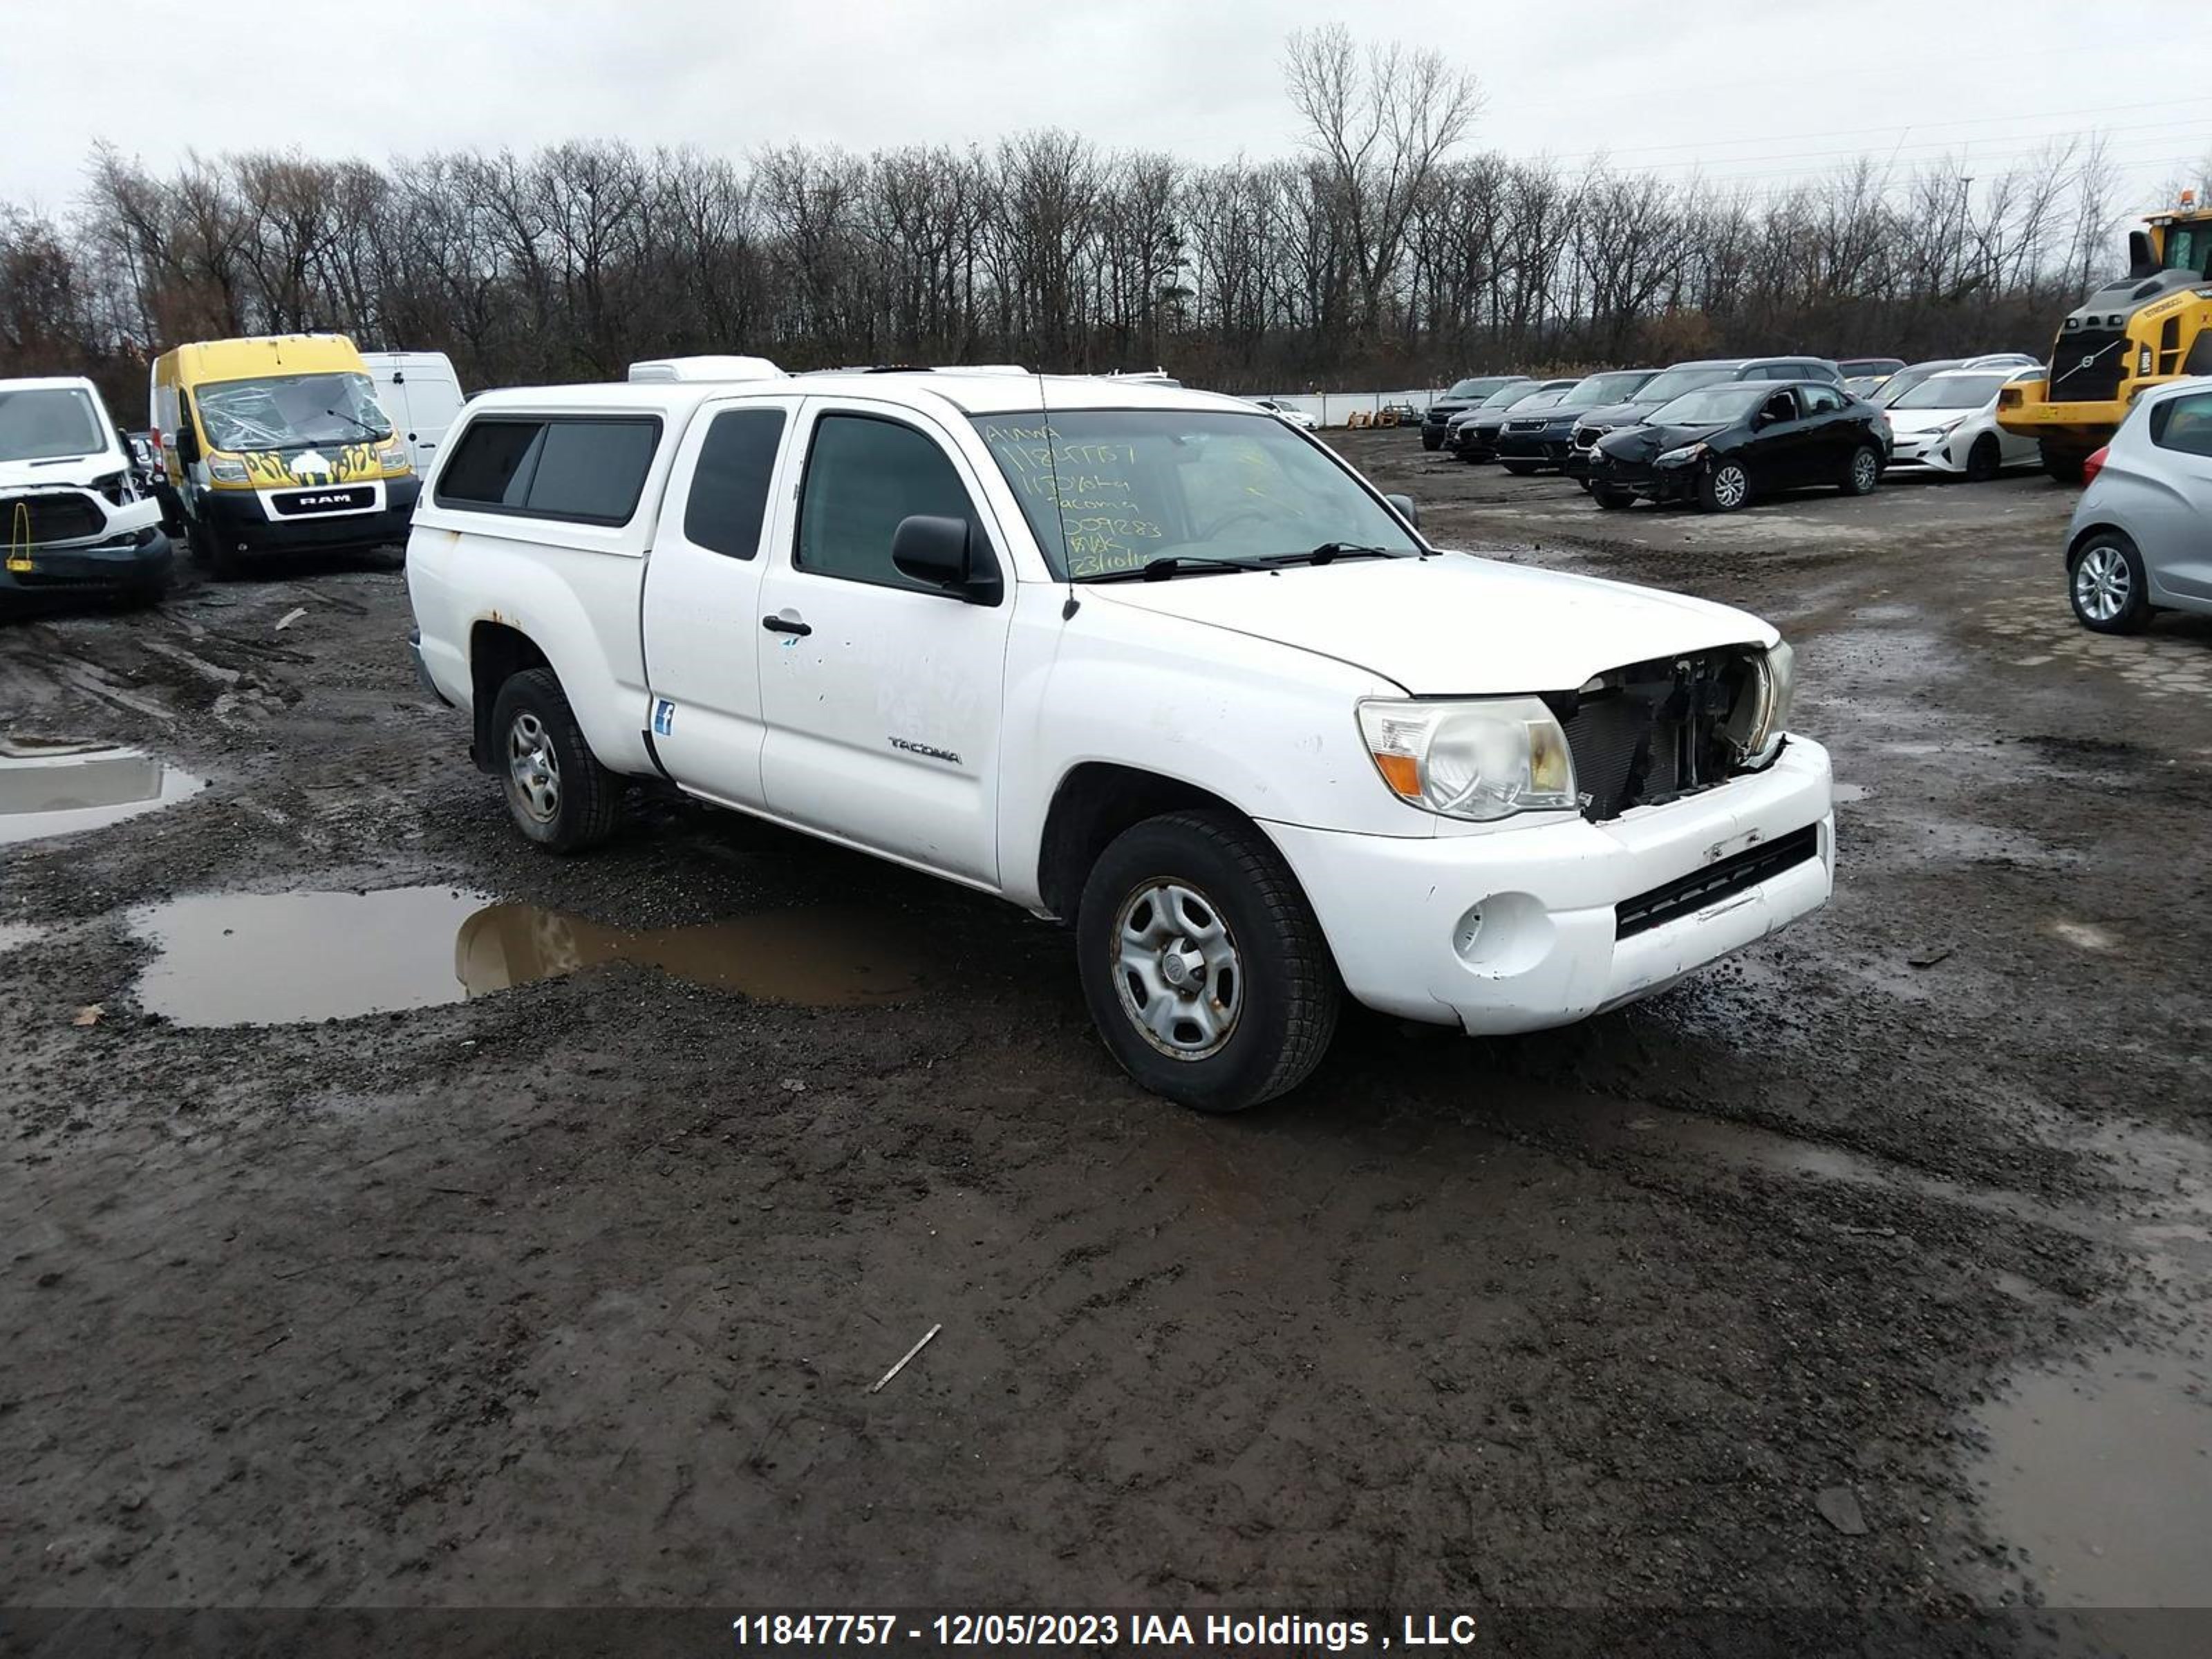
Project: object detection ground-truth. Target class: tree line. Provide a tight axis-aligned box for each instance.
[2,26,2204,419]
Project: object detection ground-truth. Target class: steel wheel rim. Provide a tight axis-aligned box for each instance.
[1853,451,1877,491]
[1714,465,1747,507]
[507,711,561,823]
[1111,878,1243,1061]
[2075,545,2130,623]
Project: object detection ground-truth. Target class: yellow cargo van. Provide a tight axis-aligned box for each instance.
[149,334,420,572]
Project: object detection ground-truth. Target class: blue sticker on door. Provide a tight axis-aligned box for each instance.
[652,698,675,737]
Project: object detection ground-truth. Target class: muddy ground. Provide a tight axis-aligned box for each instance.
[3,437,2209,1658]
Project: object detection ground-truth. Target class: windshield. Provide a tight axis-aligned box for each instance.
[1649,384,1768,425]
[971,409,1422,581]
[1873,363,1959,406]
[1445,379,1490,398]
[196,371,392,451]
[0,386,106,463]
[1632,366,1736,405]
[1474,382,1535,412]
[1892,373,2007,411]
[1567,372,1652,404]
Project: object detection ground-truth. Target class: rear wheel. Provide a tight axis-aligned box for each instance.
[1698,459,1752,512]
[489,668,624,852]
[2068,532,2151,635]
[1076,809,1338,1112]
[1839,444,1882,497]
[1591,484,1635,510]
[2041,443,2085,485]
[1964,434,2003,483]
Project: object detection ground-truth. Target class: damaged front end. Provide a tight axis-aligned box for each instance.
[1543,644,1793,821]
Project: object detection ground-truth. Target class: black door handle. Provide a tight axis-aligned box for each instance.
[762,614,812,637]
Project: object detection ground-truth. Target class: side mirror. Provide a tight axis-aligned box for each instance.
[174,424,201,465]
[1385,492,1420,529]
[892,514,1002,606]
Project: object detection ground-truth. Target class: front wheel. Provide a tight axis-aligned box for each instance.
[489,668,624,852]
[1839,444,1882,496]
[1964,435,2003,483]
[1698,459,1752,512]
[1421,434,1441,452]
[1076,810,1339,1112]
[1591,484,1635,510]
[2068,532,2151,635]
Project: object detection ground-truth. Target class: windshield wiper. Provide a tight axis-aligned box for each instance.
[1269,542,1404,568]
[323,407,389,440]
[1085,554,1274,583]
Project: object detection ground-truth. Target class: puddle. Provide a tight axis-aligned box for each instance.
[131,888,925,1026]
[1831,782,1869,803]
[1978,1346,2212,1607]
[0,747,203,845]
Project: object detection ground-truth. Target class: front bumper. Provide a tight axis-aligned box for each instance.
[0,525,174,597]
[1264,738,1834,1033]
[1452,425,1508,460]
[1586,451,1700,502]
[1883,432,1966,473]
[198,476,422,556]
[1495,427,1574,463]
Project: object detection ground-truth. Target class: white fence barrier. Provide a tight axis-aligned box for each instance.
[1255,388,1445,429]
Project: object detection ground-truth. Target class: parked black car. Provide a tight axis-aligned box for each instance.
[1494,368,1658,474]
[1448,378,1577,462]
[1563,356,1844,484]
[1421,375,1534,451]
[1586,379,1887,513]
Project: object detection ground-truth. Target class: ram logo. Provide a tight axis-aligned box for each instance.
[294,493,353,509]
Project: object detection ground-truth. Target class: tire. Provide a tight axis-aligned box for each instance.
[1421,434,1441,452]
[1839,444,1882,497]
[2068,532,2152,635]
[1076,809,1339,1113]
[1964,435,2003,483]
[1591,484,1635,510]
[488,667,624,852]
[2041,444,2085,485]
[1698,458,1752,512]
[1501,460,1539,476]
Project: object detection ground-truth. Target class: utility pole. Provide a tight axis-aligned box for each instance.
[1955,174,1974,294]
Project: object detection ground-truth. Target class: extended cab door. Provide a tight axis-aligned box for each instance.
[754,398,1015,887]
[639,396,800,808]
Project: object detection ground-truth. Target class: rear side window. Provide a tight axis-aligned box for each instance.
[2148,392,2212,458]
[435,415,661,525]
[796,413,979,594]
[684,409,787,559]
[1804,385,1846,413]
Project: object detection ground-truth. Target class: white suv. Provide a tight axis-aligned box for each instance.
[406,364,1833,1110]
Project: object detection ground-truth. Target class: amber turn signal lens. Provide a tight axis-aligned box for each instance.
[1373,752,1421,798]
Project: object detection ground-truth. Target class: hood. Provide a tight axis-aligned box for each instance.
[0,453,118,492]
[1595,421,1727,462]
[1884,404,1981,437]
[1574,399,1654,431]
[1089,554,1775,695]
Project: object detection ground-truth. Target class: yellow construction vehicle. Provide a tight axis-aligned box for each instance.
[1998,190,2212,480]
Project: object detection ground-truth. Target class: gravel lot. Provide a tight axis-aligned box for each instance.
[4,433,2209,1656]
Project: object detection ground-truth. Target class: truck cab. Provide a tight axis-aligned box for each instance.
[406,368,1833,1112]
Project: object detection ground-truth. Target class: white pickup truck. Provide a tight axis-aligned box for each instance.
[405,363,1833,1111]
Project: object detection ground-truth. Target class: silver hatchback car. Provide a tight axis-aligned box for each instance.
[2066,377,2212,633]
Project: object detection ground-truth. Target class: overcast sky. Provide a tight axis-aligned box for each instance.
[3,0,2206,218]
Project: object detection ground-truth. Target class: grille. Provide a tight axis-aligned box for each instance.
[1559,649,1761,821]
[2049,324,2130,402]
[1507,416,1550,432]
[1,491,105,545]
[271,486,375,517]
[1615,825,1820,939]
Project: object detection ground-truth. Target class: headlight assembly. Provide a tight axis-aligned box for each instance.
[1656,442,1709,467]
[1723,641,1797,765]
[378,442,411,472]
[1358,697,1577,822]
[207,455,250,483]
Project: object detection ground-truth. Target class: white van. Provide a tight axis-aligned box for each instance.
[1,375,172,605]
[359,353,466,475]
